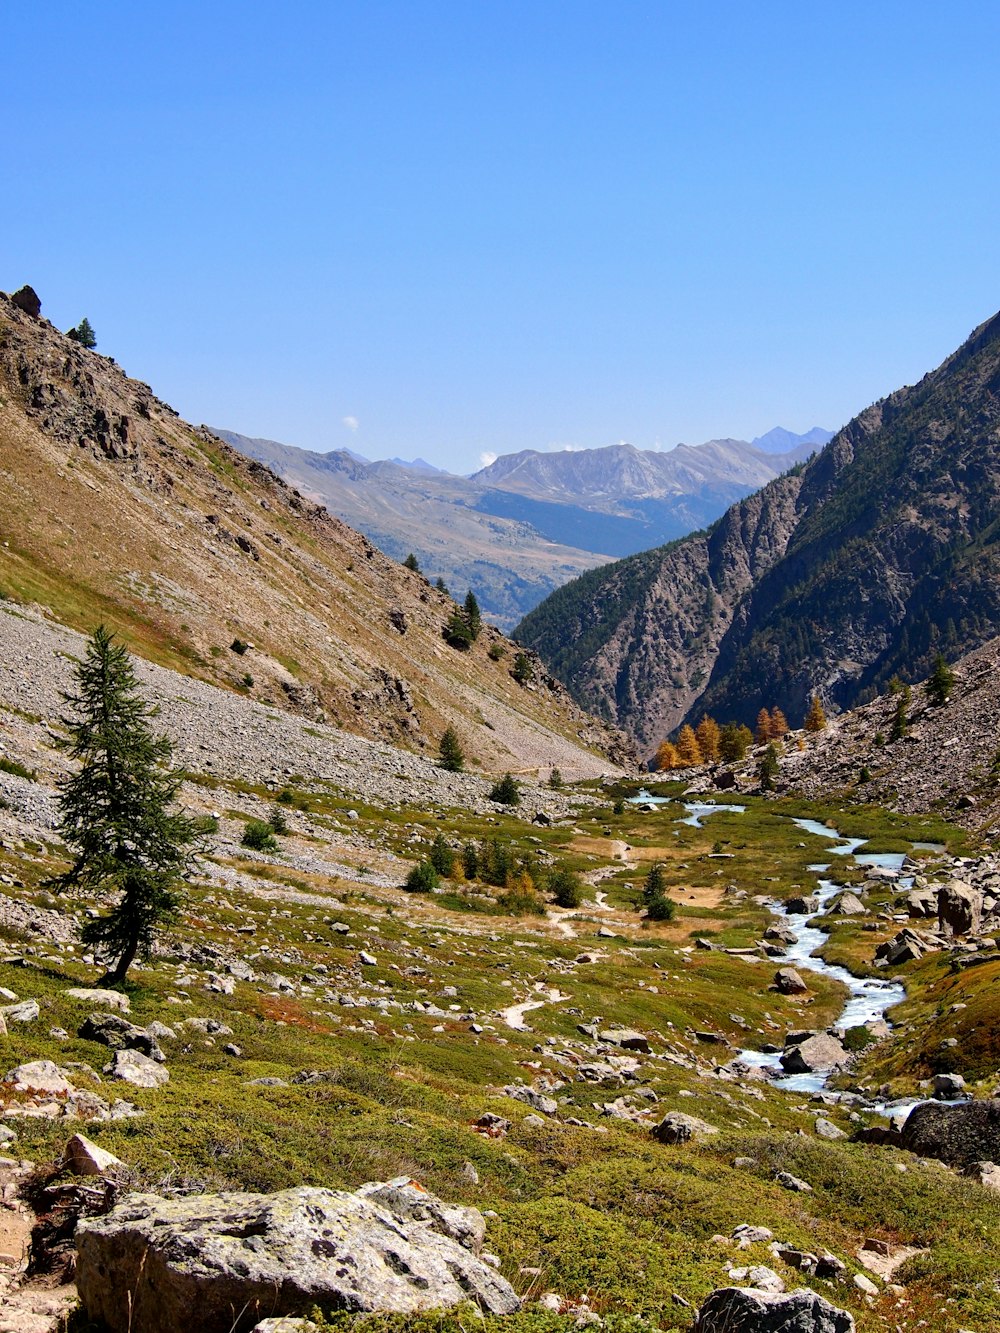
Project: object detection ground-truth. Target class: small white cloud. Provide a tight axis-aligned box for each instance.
[342,415,359,432]
[479,451,497,467]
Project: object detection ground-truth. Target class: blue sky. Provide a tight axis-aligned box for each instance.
[6,3,999,473]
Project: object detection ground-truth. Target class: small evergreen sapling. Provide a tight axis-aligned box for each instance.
[489,772,521,805]
[438,726,465,772]
[927,653,955,706]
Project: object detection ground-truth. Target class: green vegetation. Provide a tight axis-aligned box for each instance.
[489,772,521,806]
[242,818,279,852]
[67,316,97,348]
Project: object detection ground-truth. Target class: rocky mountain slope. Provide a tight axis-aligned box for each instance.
[215,429,818,628]
[516,310,1000,755]
[0,290,629,776]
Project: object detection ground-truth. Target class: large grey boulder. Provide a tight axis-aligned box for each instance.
[780,1034,848,1075]
[938,881,982,936]
[76,1178,519,1333]
[694,1286,855,1332]
[900,1098,1000,1170]
[105,1049,169,1088]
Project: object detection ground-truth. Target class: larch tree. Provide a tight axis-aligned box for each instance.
[675,724,702,766]
[804,695,827,732]
[755,708,772,744]
[768,708,790,739]
[49,626,204,985]
[695,715,721,761]
[654,740,679,771]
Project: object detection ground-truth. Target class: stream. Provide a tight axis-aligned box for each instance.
[630,793,912,1103]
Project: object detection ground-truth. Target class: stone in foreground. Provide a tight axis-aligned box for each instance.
[76,1177,520,1333]
[694,1286,855,1332]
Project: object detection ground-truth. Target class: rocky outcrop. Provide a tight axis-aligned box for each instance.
[693,1286,855,1332]
[76,1177,519,1333]
[900,1099,1000,1170]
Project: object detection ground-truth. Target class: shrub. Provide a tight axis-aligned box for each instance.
[758,743,779,791]
[487,642,506,661]
[230,638,249,655]
[402,553,421,572]
[242,819,279,851]
[404,860,440,893]
[549,767,563,789]
[489,773,521,805]
[549,867,583,908]
[645,891,676,920]
[267,805,289,834]
[461,843,479,880]
[927,653,954,706]
[0,756,36,781]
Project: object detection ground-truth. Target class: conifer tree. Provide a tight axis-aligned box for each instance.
[927,653,954,706]
[50,626,203,984]
[675,724,702,766]
[768,707,790,739]
[695,714,721,761]
[890,683,911,740]
[68,316,97,348]
[758,742,779,791]
[489,772,521,805]
[439,725,465,771]
[755,708,772,744]
[654,740,679,771]
[719,723,752,762]
[463,590,482,641]
[512,652,533,685]
[804,695,827,732]
[642,861,675,919]
[402,553,421,572]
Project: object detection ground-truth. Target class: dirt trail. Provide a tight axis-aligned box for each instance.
[499,986,569,1030]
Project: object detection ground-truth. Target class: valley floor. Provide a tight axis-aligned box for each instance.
[0,607,997,1332]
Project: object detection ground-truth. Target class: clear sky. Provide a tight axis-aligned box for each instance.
[6,3,999,473]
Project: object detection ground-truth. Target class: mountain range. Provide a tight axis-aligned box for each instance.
[515,310,1000,756]
[212,428,827,628]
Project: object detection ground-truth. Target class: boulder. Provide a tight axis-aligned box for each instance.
[65,987,131,1012]
[2,999,39,1023]
[932,1072,966,1099]
[598,1027,651,1053]
[3,1059,75,1095]
[785,896,819,916]
[900,1099,1000,1170]
[652,1112,718,1145]
[79,1013,165,1061]
[76,1179,519,1333]
[693,1286,854,1332]
[779,1034,848,1075]
[65,1133,125,1176]
[831,892,866,916]
[773,968,809,995]
[904,887,937,918]
[105,1050,169,1088]
[503,1085,558,1116]
[938,881,982,936]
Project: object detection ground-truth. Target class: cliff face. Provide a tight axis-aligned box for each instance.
[516,310,1000,755]
[0,291,632,776]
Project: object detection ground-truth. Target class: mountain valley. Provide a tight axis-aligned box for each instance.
[516,311,1000,757]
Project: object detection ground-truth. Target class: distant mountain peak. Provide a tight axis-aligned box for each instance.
[751,426,834,454]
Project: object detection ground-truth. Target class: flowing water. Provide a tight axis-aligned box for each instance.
[630,795,915,1106]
